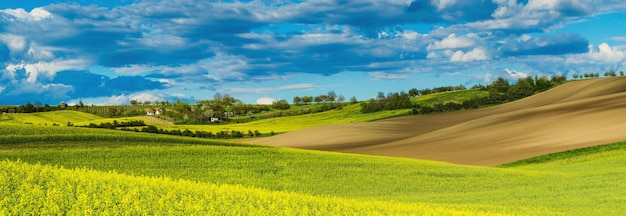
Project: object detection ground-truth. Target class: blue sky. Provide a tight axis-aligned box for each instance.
[1,0,625,105]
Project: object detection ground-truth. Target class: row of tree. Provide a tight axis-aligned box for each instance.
[292,91,352,105]
[407,84,467,97]
[122,125,272,139]
[81,120,146,129]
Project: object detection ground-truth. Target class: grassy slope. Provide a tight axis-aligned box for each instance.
[412,89,489,107]
[1,161,482,215]
[1,104,411,134]
[1,125,625,215]
[166,103,412,133]
[0,110,103,126]
[1,89,489,134]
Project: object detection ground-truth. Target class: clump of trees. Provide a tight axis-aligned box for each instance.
[360,91,412,113]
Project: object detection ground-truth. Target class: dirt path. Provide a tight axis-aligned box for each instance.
[238,77,626,166]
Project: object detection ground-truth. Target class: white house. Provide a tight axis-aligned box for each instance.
[145,107,162,116]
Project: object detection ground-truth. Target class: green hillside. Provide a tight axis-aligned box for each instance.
[0,110,103,126]
[1,125,625,215]
[165,103,411,133]
[1,104,410,134]
[412,89,490,107]
[1,90,491,134]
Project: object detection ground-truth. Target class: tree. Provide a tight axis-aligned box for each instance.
[489,78,510,93]
[408,88,419,97]
[302,96,313,105]
[314,96,323,104]
[272,99,290,110]
[327,91,337,102]
[507,78,534,100]
[350,96,358,104]
[337,95,345,103]
[376,92,386,101]
[293,96,302,105]
[213,92,223,102]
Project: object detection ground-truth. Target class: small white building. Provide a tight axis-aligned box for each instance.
[145,107,162,116]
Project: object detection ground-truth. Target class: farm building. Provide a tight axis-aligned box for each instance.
[145,108,162,116]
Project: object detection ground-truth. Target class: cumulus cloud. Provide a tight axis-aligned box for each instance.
[427,33,476,50]
[450,47,490,62]
[256,96,275,105]
[1,7,52,21]
[0,34,27,54]
[585,43,626,63]
[504,68,529,79]
[5,59,89,83]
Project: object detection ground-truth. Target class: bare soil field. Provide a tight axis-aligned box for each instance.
[239,77,626,166]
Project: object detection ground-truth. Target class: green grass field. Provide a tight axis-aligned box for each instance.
[2,104,411,134]
[412,89,490,106]
[1,90,488,134]
[1,125,625,215]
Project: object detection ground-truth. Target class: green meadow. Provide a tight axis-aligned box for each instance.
[0,125,625,215]
[2,104,410,134]
[412,89,490,106]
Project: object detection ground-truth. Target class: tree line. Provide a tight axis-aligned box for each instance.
[361,75,568,114]
[123,125,273,139]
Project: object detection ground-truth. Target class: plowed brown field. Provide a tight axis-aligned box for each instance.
[239,77,626,166]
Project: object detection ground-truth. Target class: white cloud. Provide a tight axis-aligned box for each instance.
[107,94,131,105]
[586,43,626,63]
[1,7,52,21]
[427,33,476,50]
[504,68,529,79]
[7,59,89,83]
[450,47,490,62]
[130,93,162,103]
[256,96,275,105]
[432,0,458,10]
[492,0,524,19]
[397,30,421,40]
[0,34,27,54]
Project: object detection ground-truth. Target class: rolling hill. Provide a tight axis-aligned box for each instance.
[241,77,626,166]
[1,125,626,215]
